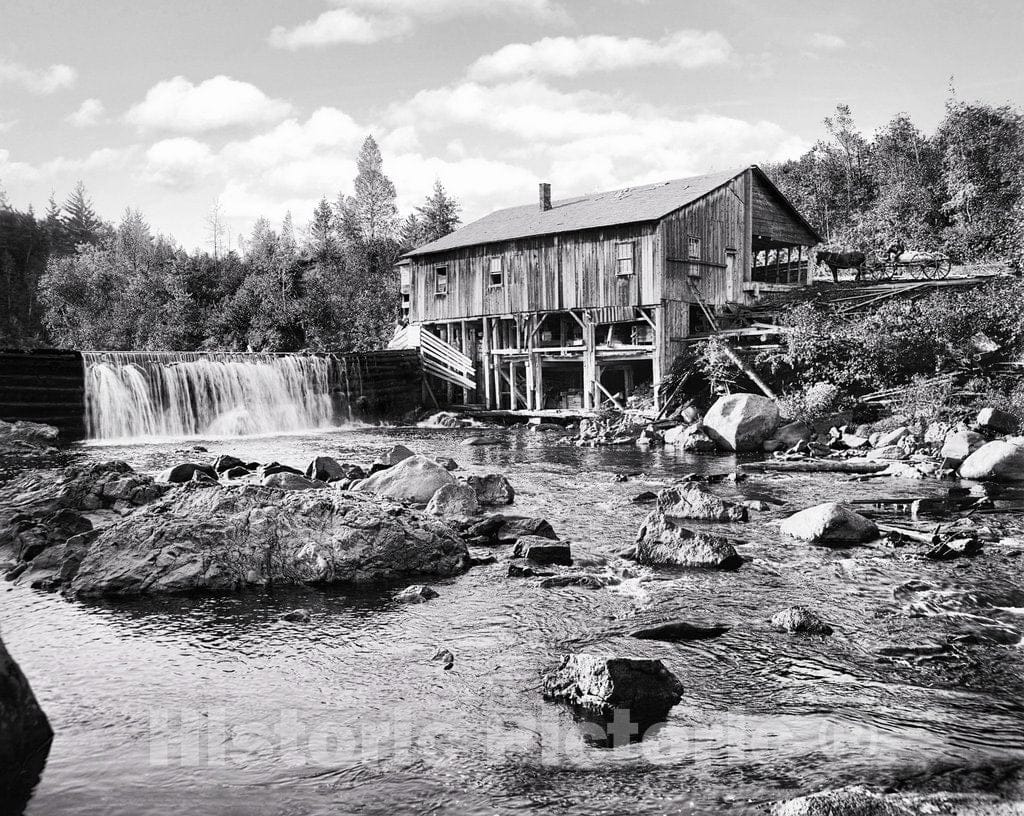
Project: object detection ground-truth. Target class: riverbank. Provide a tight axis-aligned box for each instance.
[3,421,1024,815]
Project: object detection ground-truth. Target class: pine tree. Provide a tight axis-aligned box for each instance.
[340,135,398,245]
[416,179,461,243]
[62,181,102,247]
[306,197,339,263]
[399,213,425,250]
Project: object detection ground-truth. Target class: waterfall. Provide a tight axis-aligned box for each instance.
[82,351,336,441]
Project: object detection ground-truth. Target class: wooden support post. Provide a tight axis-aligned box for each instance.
[651,306,663,413]
[481,316,492,409]
[460,320,470,404]
[582,312,596,410]
[533,353,544,410]
[524,356,535,410]
[508,360,517,410]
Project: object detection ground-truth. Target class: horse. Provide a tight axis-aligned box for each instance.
[816,250,867,284]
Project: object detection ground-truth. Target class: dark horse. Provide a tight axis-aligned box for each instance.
[816,250,867,283]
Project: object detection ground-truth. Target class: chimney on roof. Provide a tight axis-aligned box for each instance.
[539,182,551,212]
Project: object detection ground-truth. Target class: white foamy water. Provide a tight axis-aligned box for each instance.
[82,351,335,441]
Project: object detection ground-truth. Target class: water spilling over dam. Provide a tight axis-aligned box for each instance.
[82,351,335,440]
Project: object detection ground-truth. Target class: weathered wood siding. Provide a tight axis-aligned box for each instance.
[751,172,818,245]
[407,223,659,322]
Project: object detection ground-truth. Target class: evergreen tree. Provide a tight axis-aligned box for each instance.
[62,181,102,247]
[399,213,425,250]
[306,197,340,263]
[416,179,461,243]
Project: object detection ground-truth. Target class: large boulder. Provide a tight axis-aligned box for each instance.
[635,510,742,569]
[465,474,515,505]
[60,484,469,597]
[976,406,1020,435]
[425,482,480,517]
[959,440,1024,481]
[940,429,985,465]
[656,485,747,523]
[663,424,716,452]
[779,502,878,544]
[213,454,246,474]
[702,393,780,452]
[0,637,53,808]
[354,455,457,503]
[305,456,346,482]
[158,462,218,484]
[542,654,683,722]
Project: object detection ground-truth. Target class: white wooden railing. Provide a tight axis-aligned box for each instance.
[389,325,476,390]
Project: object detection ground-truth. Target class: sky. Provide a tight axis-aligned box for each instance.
[1,0,1022,251]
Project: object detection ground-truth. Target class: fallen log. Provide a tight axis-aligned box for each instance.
[876,523,940,545]
[740,459,889,474]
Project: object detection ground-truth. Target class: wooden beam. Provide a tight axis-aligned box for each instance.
[582,313,596,410]
[481,316,492,408]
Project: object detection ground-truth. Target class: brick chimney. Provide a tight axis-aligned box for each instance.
[539,182,552,212]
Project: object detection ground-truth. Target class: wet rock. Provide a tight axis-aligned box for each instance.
[631,491,658,504]
[940,429,985,466]
[635,511,742,569]
[159,462,218,484]
[213,454,246,474]
[542,654,684,721]
[340,463,366,481]
[507,560,554,578]
[663,424,715,451]
[539,573,617,589]
[224,466,250,479]
[431,646,455,669]
[959,440,1024,481]
[461,435,504,447]
[279,608,310,623]
[779,502,878,545]
[765,420,813,452]
[354,455,457,503]
[657,485,747,523]
[425,482,480,517]
[395,584,439,603]
[976,406,1020,435]
[769,786,1018,816]
[497,517,558,544]
[436,457,460,471]
[512,535,572,565]
[630,621,730,642]
[190,470,218,485]
[770,606,833,635]
[262,472,326,491]
[0,420,59,454]
[742,499,771,512]
[465,474,515,505]
[62,485,468,597]
[261,462,303,478]
[305,456,347,482]
[702,393,780,452]
[0,636,53,809]
[379,444,415,467]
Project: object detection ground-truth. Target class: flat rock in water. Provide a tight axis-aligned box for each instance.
[461,436,504,447]
[779,502,878,545]
[465,473,515,505]
[770,606,833,635]
[635,511,743,569]
[630,621,731,642]
[702,393,780,452]
[279,608,311,623]
[512,535,572,565]
[959,440,1024,481]
[425,482,480,517]
[395,584,439,603]
[0,636,53,810]
[354,455,457,503]
[657,485,748,523]
[497,517,558,543]
[542,654,684,721]
[538,573,615,589]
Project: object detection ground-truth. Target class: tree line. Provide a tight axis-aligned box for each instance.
[765,95,1024,264]
[0,135,460,350]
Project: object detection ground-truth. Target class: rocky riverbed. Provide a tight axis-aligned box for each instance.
[3,416,1024,815]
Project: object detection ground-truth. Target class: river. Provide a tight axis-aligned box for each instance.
[5,424,1024,814]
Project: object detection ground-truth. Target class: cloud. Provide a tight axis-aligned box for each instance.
[125,75,293,133]
[0,59,76,94]
[468,30,732,81]
[810,32,846,50]
[269,0,568,48]
[66,98,106,127]
[143,137,217,187]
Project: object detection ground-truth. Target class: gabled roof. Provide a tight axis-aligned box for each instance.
[406,166,750,257]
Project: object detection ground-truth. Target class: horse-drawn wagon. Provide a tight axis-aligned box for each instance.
[863,250,952,281]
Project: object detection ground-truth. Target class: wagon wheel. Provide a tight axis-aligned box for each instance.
[864,262,888,282]
[921,258,947,280]
[937,257,952,279]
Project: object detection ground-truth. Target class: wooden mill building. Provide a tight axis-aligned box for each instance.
[394,165,821,411]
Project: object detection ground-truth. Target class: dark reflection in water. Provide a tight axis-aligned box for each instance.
[4,424,1024,815]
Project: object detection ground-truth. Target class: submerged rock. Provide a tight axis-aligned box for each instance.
[630,621,731,642]
[770,785,1020,816]
[959,440,1024,481]
[461,435,504,447]
[702,393,780,452]
[354,455,457,503]
[770,606,833,635]
[657,485,748,523]
[542,654,683,721]
[538,573,616,589]
[511,535,572,565]
[0,636,53,808]
[779,502,878,545]
[395,584,439,603]
[465,474,515,505]
[425,482,480,517]
[279,608,311,623]
[61,485,468,597]
[635,511,742,569]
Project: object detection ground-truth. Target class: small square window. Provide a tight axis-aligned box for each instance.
[687,236,701,258]
[615,242,634,276]
[489,257,503,286]
[435,266,448,296]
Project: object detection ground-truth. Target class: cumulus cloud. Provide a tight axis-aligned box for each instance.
[468,30,732,81]
[269,0,568,48]
[143,137,217,187]
[810,32,846,50]
[66,98,105,127]
[0,59,76,94]
[125,76,293,133]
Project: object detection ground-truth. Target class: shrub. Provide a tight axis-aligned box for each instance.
[776,381,846,422]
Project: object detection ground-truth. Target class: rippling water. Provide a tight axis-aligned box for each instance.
[5,425,1024,814]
